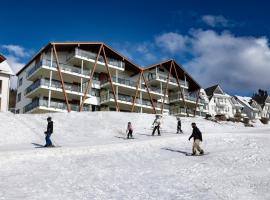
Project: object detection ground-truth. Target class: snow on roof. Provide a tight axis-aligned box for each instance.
[235,95,257,110]
[0,60,14,75]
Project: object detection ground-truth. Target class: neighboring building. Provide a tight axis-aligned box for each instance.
[0,55,13,112]
[252,94,270,119]
[15,42,205,116]
[234,96,262,120]
[205,85,234,118]
[230,96,245,117]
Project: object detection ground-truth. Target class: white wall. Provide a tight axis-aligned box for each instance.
[15,69,33,113]
[208,95,234,118]
[0,73,10,112]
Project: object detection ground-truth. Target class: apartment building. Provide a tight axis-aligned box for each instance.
[0,54,13,112]
[15,42,205,116]
[205,85,235,118]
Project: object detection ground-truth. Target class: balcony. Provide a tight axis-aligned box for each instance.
[68,48,125,70]
[170,107,198,116]
[25,79,99,98]
[147,72,188,88]
[170,107,186,115]
[26,59,90,79]
[100,76,166,97]
[216,101,228,108]
[169,92,203,104]
[100,92,169,110]
[101,76,137,88]
[23,99,89,113]
[25,79,79,95]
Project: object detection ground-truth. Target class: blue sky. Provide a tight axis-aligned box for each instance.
[1,0,270,95]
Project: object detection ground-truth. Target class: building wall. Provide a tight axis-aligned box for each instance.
[15,63,34,113]
[261,103,270,118]
[0,73,10,112]
[208,95,234,118]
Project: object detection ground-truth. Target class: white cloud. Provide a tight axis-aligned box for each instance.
[0,44,33,89]
[1,44,30,57]
[155,32,187,54]
[201,15,230,27]
[185,29,270,93]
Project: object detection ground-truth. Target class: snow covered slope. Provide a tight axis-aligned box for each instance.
[0,112,270,200]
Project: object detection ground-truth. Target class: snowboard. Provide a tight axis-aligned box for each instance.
[36,146,61,148]
[185,152,210,156]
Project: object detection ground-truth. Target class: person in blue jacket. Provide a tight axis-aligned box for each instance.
[44,117,54,147]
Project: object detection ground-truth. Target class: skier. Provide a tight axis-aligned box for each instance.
[176,117,183,134]
[152,115,161,136]
[188,122,204,155]
[44,116,54,147]
[126,122,133,139]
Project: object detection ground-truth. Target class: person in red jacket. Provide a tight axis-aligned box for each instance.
[188,122,204,155]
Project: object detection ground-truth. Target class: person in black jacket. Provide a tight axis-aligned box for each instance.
[44,117,54,147]
[188,122,204,155]
[176,117,183,134]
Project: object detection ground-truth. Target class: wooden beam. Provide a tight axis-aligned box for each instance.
[52,44,71,112]
[102,46,120,111]
[142,72,156,114]
[79,44,103,111]
[172,61,189,116]
[131,71,142,112]
[161,62,172,114]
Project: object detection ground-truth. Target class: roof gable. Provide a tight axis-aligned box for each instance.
[144,60,201,91]
[0,58,13,75]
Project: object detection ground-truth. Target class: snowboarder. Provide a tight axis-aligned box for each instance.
[176,117,183,134]
[44,116,54,147]
[188,122,204,155]
[126,122,133,139]
[152,115,161,136]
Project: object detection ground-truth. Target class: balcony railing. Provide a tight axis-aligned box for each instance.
[170,107,186,115]
[25,79,100,97]
[73,48,125,69]
[101,76,137,88]
[100,92,169,110]
[23,99,89,113]
[169,92,204,103]
[101,76,164,95]
[27,59,90,78]
[25,79,82,95]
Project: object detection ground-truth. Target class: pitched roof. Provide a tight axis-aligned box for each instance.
[204,84,225,100]
[0,54,13,75]
[235,95,262,111]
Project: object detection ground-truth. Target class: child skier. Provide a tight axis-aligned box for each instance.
[44,116,54,147]
[188,122,204,155]
[176,117,183,134]
[126,122,133,139]
[152,115,161,136]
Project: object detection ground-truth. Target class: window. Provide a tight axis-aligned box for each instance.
[18,78,23,87]
[17,93,21,102]
[0,80,2,94]
[16,109,20,114]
